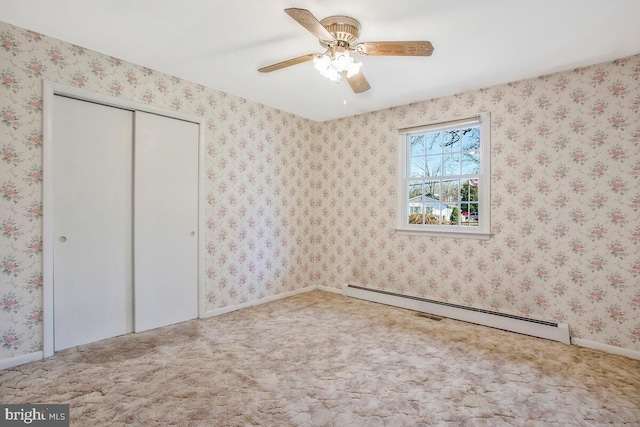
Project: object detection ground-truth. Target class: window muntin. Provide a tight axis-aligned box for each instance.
[397,114,490,238]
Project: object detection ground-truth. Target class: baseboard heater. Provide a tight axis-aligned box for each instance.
[343,284,570,344]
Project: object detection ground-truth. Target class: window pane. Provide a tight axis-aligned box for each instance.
[409,134,425,156]
[443,207,457,225]
[470,178,479,201]
[408,211,424,224]
[463,178,479,201]
[408,181,424,224]
[408,181,423,225]
[450,205,461,225]
[409,181,423,199]
[410,157,427,178]
[441,179,459,202]
[443,129,461,152]
[469,203,480,226]
[461,127,480,151]
[460,202,479,226]
[461,151,480,175]
[443,153,460,176]
[408,181,422,208]
[426,154,442,177]
[424,203,440,224]
[425,132,441,156]
[423,180,440,200]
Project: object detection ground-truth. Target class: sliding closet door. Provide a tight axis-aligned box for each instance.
[134,111,199,332]
[52,96,134,351]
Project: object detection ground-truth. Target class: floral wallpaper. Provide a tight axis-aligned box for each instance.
[0,20,317,361]
[316,55,640,352]
[1,18,639,363]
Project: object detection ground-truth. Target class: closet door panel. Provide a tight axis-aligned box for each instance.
[134,111,199,332]
[52,96,134,351]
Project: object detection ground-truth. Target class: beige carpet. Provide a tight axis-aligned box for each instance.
[1,290,639,426]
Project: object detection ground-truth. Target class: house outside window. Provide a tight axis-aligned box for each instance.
[396,114,491,239]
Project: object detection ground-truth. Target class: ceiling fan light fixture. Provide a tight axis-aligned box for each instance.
[313,54,340,81]
[260,8,432,94]
[313,50,362,82]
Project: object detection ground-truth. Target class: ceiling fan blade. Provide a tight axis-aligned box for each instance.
[285,8,336,42]
[346,72,371,94]
[258,54,316,73]
[355,41,434,56]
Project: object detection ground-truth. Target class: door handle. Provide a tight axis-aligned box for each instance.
[59,236,67,242]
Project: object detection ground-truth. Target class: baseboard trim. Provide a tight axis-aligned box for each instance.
[572,338,640,360]
[205,286,316,317]
[317,285,341,294]
[0,351,43,370]
[4,292,639,368]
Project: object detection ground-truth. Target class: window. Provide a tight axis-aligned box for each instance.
[396,114,491,239]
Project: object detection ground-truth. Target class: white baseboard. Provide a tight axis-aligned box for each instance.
[572,338,640,360]
[205,286,316,317]
[317,285,341,294]
[7,290,635,370]
[0,351,43,370]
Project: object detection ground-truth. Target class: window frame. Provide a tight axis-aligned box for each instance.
[395,113,491,240]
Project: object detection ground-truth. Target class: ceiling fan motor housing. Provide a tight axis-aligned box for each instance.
[319,16,361,48]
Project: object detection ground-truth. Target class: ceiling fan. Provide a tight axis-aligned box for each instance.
[258,8,434,94]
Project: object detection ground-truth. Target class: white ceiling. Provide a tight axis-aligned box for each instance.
[1,0,640,122]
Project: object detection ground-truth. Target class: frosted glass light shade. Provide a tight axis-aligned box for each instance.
[313,50,362,82]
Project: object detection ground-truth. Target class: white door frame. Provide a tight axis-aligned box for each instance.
[42,81,206,358]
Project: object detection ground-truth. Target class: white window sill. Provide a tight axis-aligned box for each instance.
[395,228,492,240]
